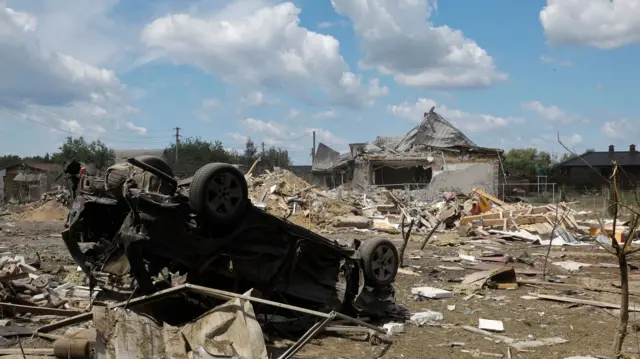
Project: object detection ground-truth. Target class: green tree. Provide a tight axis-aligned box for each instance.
[163,138,242,176]
[243,138,258,165]
[51,136,115,169]
[503,148,553,177]
[0,155,22,169]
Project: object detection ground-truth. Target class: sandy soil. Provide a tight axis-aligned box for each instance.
[0,211,637,358]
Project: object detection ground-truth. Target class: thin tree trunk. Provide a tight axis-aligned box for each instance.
[612,253,630,356]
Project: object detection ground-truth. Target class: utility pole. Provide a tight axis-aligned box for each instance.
[174,127,181,162]
[261,142,266,154]
[312,131,316,164]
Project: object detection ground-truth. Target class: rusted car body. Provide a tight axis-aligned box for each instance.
[62,157,400,317]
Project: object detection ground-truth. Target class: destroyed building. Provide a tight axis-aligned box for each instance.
[312,108,504,198]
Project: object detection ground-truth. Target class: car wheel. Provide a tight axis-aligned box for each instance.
[135,155,174,178]
[189,163,249,225]
[359,238,399,287]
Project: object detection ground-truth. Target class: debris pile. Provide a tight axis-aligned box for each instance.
[0,246,393,359]
[9,199,68,222]
[244,168,603,241]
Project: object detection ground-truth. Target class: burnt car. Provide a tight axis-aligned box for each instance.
[62,156,400,317]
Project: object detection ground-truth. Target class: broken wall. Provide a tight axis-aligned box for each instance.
[352,160,370,188]
[425,162,497,199]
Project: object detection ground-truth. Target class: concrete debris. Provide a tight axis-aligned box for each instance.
[382,322,405,335]
[410,311,444,326]
[245,169,622,250]
[411,286,454,299]
[478,319,504,332]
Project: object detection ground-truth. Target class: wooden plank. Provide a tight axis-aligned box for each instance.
[536,294,640,311]
[468,215,549,227]
[473,188,507,206]
[0,302,82,317]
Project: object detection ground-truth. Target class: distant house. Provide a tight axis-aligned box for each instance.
[1,163,60,203]
[554,145,640,189]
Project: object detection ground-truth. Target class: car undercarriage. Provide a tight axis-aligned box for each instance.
[61,156,401,318]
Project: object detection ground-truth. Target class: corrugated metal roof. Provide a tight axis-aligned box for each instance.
[394,109,477,152]
[312,143,341,171]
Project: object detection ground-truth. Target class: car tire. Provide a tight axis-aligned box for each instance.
[135,155,174,178]
[359,238,399,287]
[189,163,249,225]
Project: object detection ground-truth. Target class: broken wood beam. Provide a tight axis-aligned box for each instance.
[0,302,82,317]
[535,294,640,311]
[518,279,640,296]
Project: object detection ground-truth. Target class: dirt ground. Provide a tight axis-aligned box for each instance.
[0,209,636,358]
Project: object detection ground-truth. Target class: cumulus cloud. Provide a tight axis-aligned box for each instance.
[0,5,122,107]
[141,2,388,108]
[312,109,338,119]
[540,0,640,49]
[388,98,523,133]
[331,0,507,88]
[236,117,347,158]
[0,2,147,147]
[240,91,275,107]
[521,101,589,124]
[602,118,636,139]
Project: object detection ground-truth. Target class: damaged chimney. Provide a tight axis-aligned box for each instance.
[609,145,615,153]
[631,144,636,153]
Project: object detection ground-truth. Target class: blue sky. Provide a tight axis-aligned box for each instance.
[1,0,640,164]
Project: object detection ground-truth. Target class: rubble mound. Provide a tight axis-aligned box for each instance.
[247,168,355,228]
[12,199,69,222]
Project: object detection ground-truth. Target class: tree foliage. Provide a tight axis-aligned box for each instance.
[503,148,553,177]
[162,137,291,177]
[0,136,114,171]
[50,137,115,169]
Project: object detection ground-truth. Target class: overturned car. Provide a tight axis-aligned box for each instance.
[62,156,400,317]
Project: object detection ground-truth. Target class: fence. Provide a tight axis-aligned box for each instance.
[500,182,557,204]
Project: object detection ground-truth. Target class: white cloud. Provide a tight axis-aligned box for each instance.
[388,98,523,133]
[540,55,573,67]
[287,108,300,119]
[141,2,388,108]
[240,91,271,107]
[237,117,347,159]
[124,121,147,135]
[602,118,636,139]
[305,127,347,147]
[540,0,640,49]
[312,109,338,119]
[521,101,584,124]
[560,133,583,146]
[330,0,507,88]
[0,4,123,107]
[6,0,135,67]
[0,2,145,148]
[227,132,249,144]
[242,118,289,138]
[202,98,221,108]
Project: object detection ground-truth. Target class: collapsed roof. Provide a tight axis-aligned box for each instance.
[313,107,491,171]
